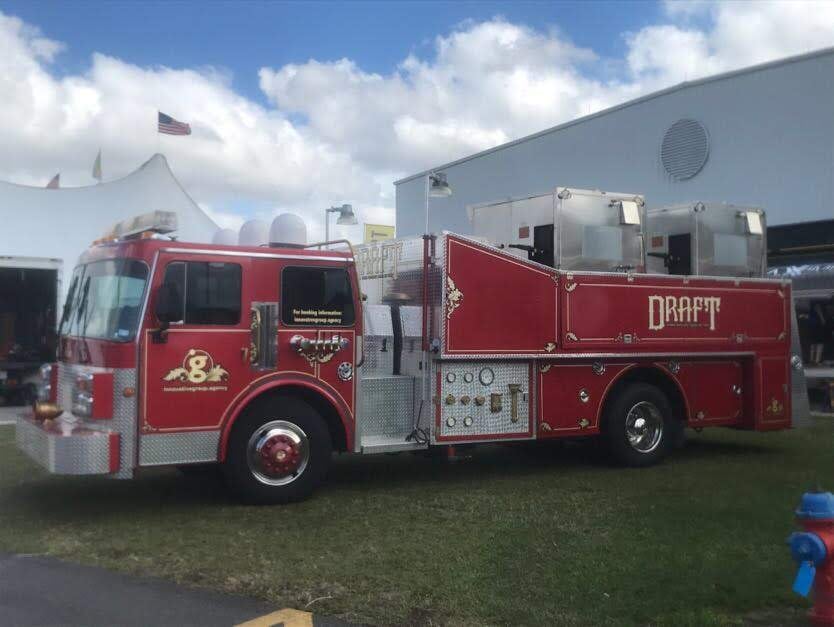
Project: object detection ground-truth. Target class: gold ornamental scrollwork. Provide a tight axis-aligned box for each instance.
[565,282,577,292]
[248,308,261,365]
[544,342,556,352]
[566,332,579,342]
[301,351,336,367]
[766,397,784,415]
[540,363,552,373]
[446,276,463,319]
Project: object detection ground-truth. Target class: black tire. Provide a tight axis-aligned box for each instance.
[603,383,675,467]
[223,395,332,505]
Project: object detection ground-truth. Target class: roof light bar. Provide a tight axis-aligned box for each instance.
[105,211,178,240]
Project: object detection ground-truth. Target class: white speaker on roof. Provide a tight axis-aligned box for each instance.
[238,219,270,246]
[270,213,307,248]
[212,228,237,246]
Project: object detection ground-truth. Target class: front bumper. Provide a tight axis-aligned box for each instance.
[16,414,120,475]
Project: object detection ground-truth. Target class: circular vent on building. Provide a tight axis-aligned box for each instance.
[660,118,709,181]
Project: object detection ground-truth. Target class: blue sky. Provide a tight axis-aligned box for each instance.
[0,1,831,237]
[2,1,666,104]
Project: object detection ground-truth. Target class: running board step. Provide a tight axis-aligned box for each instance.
[360,435,428,454]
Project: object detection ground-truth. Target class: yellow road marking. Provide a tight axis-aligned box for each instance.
[235,608,313,627]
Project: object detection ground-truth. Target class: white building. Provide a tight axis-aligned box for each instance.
[0,153,218,296]
[395,47,834,237]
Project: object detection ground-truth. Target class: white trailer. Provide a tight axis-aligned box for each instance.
[0,256,61,405]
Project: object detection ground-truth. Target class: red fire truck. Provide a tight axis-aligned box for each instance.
[17,209,794,504]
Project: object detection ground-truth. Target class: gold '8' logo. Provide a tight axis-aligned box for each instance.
[163,349,229,385]
[186,351,209,383]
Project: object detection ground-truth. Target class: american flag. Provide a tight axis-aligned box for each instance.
[158,111,191,135]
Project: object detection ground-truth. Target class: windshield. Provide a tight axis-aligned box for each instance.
[59,259,149,343]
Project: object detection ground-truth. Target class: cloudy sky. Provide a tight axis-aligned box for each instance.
[2,0,834,241]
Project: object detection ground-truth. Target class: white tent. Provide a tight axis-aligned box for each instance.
[0,153,218,295]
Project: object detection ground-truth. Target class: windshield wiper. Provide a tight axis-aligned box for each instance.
[77,276,92,336]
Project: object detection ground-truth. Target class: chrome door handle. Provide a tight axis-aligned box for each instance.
[290,334,350,364]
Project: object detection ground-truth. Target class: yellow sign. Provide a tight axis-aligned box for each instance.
[363,223,395,243]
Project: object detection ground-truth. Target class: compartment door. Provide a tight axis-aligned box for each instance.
[675,361,743,426]
[443,235,558,355]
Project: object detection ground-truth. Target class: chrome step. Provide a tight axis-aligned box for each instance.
[360,434,427,454]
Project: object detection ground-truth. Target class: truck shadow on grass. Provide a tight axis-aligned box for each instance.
[326,432,779,489]
[5,430,782,519]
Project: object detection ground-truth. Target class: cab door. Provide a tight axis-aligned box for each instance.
[141,254,252,433]
[277,265,357,418]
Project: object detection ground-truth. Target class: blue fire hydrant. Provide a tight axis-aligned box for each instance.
[788,491,834,625]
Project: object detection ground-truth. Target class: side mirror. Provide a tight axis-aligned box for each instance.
[153,282,183,342]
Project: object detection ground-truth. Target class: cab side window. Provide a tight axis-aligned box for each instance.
[162,261,241,325]
[281,266,355,326]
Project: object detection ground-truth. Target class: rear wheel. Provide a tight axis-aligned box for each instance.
[603,383,675,467]
[223,395,332,504]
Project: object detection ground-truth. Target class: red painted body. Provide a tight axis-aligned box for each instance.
[41,231,791,476]
[90,373,114,420]
[59,238,359,465]
[442,235,791,436]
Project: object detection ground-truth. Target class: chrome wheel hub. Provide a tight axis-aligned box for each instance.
[247,420,310,486]
[625,401,664,454]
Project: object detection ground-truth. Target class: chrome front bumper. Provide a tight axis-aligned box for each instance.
[16,414,120,475]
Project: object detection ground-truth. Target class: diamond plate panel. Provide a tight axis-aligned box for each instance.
[139,431,221,466]
[362,304,394,376]
[50,363,137,478]
[363,336,395,375]
[16,416,114,475]
[364,304,394,336]
[399,305,423,378]
[438,361,532,439]
[358,375,414,438]
[355,236,440,436]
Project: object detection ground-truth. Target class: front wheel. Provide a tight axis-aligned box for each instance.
[603,383,675,467]
[223,396,332,504]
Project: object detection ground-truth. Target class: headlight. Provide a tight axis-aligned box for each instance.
[37,363,54,402]
[72,373,94,417]
[76,372,94,393]
[72,392,93,417]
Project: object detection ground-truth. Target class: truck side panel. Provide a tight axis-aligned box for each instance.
[442,235,558,355]
[560,273,788,352]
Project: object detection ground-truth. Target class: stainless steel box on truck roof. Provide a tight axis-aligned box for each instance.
[645,202,766,278]
[467,187,646,272]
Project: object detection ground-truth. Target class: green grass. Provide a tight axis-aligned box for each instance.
[0,421,829,626]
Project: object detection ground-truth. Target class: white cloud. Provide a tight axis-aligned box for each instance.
[199,204,246,232]
[2,3,834,240]
[627,1,834,85]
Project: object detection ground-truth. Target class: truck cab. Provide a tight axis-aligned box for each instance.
[19,211,361,502]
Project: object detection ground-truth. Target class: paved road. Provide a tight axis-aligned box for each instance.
[0,553,346,627]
